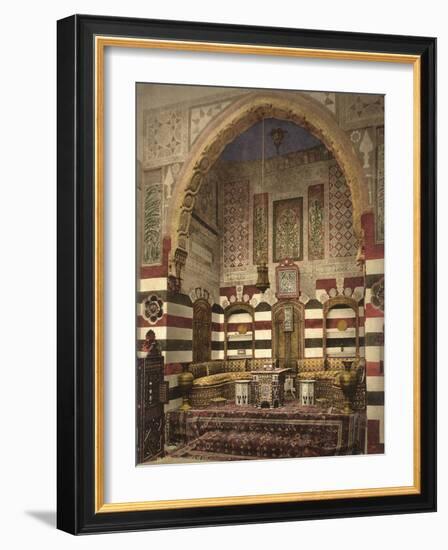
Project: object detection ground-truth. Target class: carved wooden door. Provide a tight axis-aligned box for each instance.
[136,355,168,464]
[192,299,211,363]
[273,302,303,370]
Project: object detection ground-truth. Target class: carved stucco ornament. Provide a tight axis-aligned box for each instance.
[371,277,385,311]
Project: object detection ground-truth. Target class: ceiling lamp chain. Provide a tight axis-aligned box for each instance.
[256,118,270,293]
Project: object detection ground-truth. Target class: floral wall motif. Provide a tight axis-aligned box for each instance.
[308,183,325,260]
[253,193,269,264]
[273,197,303,262]
[276,258,300,299]
[142,183,163,265]
[143,295,164,324]
[143,107,188,168]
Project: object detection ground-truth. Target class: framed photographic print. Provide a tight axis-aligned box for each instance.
[57,14,436,534]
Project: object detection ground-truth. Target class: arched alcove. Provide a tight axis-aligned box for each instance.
[322,296,360,360]
[224,302,255,360]
[166,91,369,277]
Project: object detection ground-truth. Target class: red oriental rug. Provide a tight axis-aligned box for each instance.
[166,403,366,460]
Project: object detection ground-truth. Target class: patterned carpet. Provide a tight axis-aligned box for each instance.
[166,402,366,462]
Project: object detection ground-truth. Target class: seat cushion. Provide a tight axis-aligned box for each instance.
[192,371,253,387]
[188,360,224,379]
[327,357,354,371]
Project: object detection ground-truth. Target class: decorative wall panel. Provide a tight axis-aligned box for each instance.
[349,127,376,209]
[276,258,300,299]
[143,107,187,167]
[304,91,336,114]
[338,94,384,130]
[223,180,250,268]
[375,126,385,243]
[193,172,218,229]
[328,163,358,258]
[142,183,163,265]
[189,100,231,145]
[253,193,269,264]
[273,197,303,262]
[308,184,325,260]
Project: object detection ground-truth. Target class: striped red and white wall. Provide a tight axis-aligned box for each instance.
[362,212,385,454]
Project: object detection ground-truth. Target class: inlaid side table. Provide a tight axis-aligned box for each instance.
[235,379,251,406]
[299,379,316,406]
[252,368,290,408]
